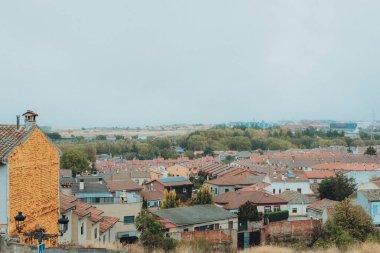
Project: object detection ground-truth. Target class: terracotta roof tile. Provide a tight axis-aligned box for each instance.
[214,191,287,210]
[105,180,143,192]
[100,216,119,234]
[0,125,34,161]
[140,190,165,201]
[308,199,338,212]
[304,171,336,179]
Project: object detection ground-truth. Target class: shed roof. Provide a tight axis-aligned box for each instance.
[154,205,237,226]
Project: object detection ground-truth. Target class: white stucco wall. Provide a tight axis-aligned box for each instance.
[0,163,8,232]
[59,210,73,244]
[265,181,312,195]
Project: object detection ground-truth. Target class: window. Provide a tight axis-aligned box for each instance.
[124,216,135,224]
[94,228,98,239]
[215,223,220,230]
[313,179,318,183]
[297,188,302,193]
[274,206,281,212]
[225,189,229,193]
[183,187,187,193]
[264,206,271,213]
[80,223,84,235]
[292,208,298,214]
[95,197,100,203]
[273,189,276,194]
[103,235,106,244]
[228,221,233,229]
[286,188,290,191]
[279,189,282,194]
[184,228,189,232]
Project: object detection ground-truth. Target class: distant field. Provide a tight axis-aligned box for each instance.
[56,124,214,138]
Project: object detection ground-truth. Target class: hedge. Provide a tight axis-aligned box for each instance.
[265,210,289,222]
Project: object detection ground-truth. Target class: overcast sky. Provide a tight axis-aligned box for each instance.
[1,1,379,128]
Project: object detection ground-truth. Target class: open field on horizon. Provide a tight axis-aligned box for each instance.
[56,124,214,138]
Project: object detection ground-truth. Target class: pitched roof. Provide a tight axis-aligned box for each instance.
[359,189,380,201]
[207,175,264,187]
[140,190,165,201]
[0,125,35,161]
[60,194,105,223]
[154,205,237,226]
[105,180,143,192]
[151,177,193,187]
[239,182,271,192]
[311,163,380,171]
[267,170,309,182]
[308,199,338,212]
[71,182,111,194]
[100,216,119,234]
[278,190,316,204]
[304,171,336,179]
[214,191,288,210]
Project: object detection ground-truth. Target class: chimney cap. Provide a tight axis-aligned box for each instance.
[22,110,38,117]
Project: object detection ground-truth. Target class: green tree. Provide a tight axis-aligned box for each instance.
[318,172,357,201]
[96,135,107,141]
[135,209,176,251]
[60,149,89,176]
[46,132,62,140]
[317,198,374,248]
[238,201,262,221]
[189,186,213,205]
[333,198,374,241]
[365,146,377,155]
[161,189,179,209]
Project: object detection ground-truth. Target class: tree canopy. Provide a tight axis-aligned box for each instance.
[135,209,176,251]
[238,201,262,221]
[365,146,377,155]
[317,198,374,248]
[161,189,180,209]
[60,149,89,176]
[189,186,213,205]
[318,172,357,201]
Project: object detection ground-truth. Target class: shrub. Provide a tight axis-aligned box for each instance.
[265,210,289,222]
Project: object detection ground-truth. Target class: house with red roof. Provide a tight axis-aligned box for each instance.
[214,191,288,214]
[60,194,119,245]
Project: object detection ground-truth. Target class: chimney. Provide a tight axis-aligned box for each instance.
[22,110,38,130]
[79,179,84,190]
[16,115,20,130]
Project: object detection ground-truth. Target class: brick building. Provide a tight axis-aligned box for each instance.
[0,111,60,246]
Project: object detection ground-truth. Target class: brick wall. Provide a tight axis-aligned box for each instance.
[264,219,321,242]
[8,128,60,246]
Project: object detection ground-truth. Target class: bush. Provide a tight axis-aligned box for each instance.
[265,210,289,222]
[162,237,177,252]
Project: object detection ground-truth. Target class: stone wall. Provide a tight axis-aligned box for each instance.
[8,128,60,247]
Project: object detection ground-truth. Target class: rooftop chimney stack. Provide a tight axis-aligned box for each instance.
[22,110,38,130]
[16,115,20,130]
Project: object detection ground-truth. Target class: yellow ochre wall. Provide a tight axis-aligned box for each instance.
[8,128,60,246]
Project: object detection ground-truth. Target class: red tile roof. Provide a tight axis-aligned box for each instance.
[140,190,165,201]
[214,191,287,210]
[60,194,111,223]
[100,216,119,234]
[0,125,34,161]
[304,171,336,179]
[207,175,264,187]
[308,199,338,212]
[105,180,143,192]
[311,163,380,171]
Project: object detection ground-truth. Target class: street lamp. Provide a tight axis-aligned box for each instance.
[14,212,69,244]
[14,212,26,233]
[58,215,69,236]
